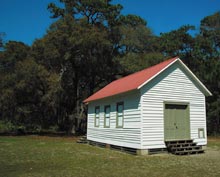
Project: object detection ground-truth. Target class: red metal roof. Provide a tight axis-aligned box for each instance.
[84,57,178,103]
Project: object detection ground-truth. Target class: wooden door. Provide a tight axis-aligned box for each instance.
[164,103,190,141]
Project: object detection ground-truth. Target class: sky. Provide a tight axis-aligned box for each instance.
[0,0,220,46]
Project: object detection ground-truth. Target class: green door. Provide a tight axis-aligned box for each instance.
[164,104,190,141]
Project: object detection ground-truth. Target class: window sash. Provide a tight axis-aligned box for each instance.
[95,106,100,127]
[104,106,110,128]
[116,102,124,128]
[105,117,110,127]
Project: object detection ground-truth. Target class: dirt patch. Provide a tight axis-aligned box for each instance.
[208,137,220,141]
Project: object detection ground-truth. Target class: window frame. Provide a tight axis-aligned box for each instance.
[116,102,124,128]
[94,106,100,127]
[198,128,205,138]
[104,105,111,128]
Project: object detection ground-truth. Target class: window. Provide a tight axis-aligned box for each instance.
[198,128,205,138]
[116,102,124,128]
[104,105,111,128]
[95,106,100,127]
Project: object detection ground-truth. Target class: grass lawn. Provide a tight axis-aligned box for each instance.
[0,136,220,177]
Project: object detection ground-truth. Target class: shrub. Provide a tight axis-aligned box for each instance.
[0,121,16,133]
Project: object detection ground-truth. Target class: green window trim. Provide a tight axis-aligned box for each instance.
[104,105,111,128]
[116,102,124,128]
[94,106,100,127]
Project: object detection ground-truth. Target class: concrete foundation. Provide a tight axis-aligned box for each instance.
[136,149,149,155]
[87,140,168,155]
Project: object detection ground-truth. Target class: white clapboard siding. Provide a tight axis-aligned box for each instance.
[87,90,142,149]
[140,62,207,149]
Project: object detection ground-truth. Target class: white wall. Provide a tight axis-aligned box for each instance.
[87,90,142,149]
[140,62,207,149]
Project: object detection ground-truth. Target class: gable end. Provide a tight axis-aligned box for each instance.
[138,58,212,97]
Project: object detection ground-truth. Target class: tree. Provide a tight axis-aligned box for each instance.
[197,12,220,135]
[0,41,60,132]
[159,25,196,65]
[0,41,30,125]
[0,41,30,73]
[33,0,122,133]
[1,1,218,136]
[0,32,5,49]
[13,59,60,129]
[40,0,154,133]
[200,12,220,51]
[119,52,164,73]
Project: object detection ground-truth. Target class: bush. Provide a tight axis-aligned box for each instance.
[16,125,26,135]
[0,121,63,135]
[0,121,16,133]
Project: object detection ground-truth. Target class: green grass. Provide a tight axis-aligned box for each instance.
[1,136,220,177]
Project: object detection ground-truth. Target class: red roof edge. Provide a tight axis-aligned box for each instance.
[83,57,179,103]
